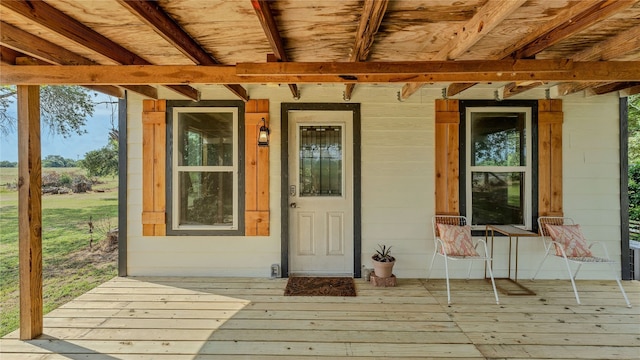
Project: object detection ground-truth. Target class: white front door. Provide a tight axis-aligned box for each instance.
[288,110,354,276]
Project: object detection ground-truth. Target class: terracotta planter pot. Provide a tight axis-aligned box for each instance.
[372,258,395,278]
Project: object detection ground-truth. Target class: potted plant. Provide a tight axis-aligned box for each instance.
[372,244,395,278]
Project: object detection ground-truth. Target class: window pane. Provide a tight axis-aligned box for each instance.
[178,171,233,226]
[178,112,234,166]
[299,126,342,196]
[471,172,524,225]
[471,112,526,166]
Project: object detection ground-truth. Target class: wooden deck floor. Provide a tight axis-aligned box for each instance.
[1,277,639,359]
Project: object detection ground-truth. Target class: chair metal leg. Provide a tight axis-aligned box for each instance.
[531,250,551,280]
[485,258,499,305]
[426,251,437,281]
[562,258,581,305]
[443,256,451,305]
[608,263,632,308]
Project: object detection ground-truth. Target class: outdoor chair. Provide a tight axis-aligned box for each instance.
[429,215,499,305]
[533,216,631,307]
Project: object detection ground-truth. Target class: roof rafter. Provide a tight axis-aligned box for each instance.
[549,24,640,97]
[401,0,526,100]
[117,0,247,101]
[251,0,299,100]
[0,0,198,101]
[0,21,155,99]
[448,0,635,97]
[586,81,640,96]
[344,0,388,101]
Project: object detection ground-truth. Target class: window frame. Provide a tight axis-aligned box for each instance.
[165,100,245,236]
[459,100,538,232]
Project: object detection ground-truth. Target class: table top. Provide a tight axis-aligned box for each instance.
[486,224,538,237]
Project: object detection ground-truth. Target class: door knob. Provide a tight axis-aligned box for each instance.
[289,202,297,208]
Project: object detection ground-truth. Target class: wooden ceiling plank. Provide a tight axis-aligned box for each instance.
[512,0,636,60]
[401,0,526,100]
[0,22,156,99]
[251,0,298,99]
[1,0,200,101]
[4,61,640,84]
[344,0,389,101]
[117,0,246,101]
[448,0,635,97]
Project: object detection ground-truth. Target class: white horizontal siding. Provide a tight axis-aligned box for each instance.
[126,85,624,280]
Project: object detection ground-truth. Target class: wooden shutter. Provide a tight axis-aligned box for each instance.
[141,99,166,236]
[245,99,270,235]
[538,99,563,217]
[435,99,460,215]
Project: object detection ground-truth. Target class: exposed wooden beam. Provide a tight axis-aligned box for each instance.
[586,81,640,96]
[237,59,576,76]
[3,61,640,85]
[500,81,546,99]
[117,0,246,101]
[1,0,199,101]
[448,0,635,97]
[551,25,640,97]
[401,0,526,100]
[551,82,600,97]
[573,25,640,62]
[3,49,124,98]
[620,85,640,97]
[17,84,43,340]
[0,22,153,99]
[251,0,298,100]
[345,0,388,101]
[512,0,635,59]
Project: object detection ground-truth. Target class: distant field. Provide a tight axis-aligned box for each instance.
[0,167,118,337]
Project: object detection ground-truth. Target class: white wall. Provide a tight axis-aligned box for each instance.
[126,85,623,280]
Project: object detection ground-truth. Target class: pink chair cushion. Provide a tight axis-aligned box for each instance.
[436,224,479,257]
[544,224,593,257]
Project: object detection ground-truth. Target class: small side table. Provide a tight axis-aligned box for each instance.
[485,225,538,295]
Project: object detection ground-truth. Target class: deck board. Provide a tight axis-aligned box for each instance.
[2,277,638,359]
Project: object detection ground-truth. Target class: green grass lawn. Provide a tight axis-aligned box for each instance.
[0,167,118,337]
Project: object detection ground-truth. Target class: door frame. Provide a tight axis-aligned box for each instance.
[281,103,361,278]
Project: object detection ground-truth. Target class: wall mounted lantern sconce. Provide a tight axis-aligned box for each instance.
[258,117,270,147]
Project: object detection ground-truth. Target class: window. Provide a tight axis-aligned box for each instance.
[463,104,535,230]
[167,101,244,235]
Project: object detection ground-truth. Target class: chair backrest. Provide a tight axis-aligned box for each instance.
[537,216,575,252]
[432,215,467,241]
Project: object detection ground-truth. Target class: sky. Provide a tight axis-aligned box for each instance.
[0,93,117,162]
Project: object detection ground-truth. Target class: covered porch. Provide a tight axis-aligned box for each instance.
[1,277,638,359]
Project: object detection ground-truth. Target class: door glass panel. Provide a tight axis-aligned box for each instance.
[299,126,342,196]
[471,171,524,225]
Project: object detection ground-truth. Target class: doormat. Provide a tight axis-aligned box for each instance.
[284,277,356,296]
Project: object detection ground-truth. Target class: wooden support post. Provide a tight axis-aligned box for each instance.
[17,85,43,340]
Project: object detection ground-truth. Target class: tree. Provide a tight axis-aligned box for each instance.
[629,94,640,163]
[629,94,640,221]
[0,85,95,137]
[42,155,77,168]
[79,136,118,177]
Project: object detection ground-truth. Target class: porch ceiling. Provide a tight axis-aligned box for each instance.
[1,0,640,100]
